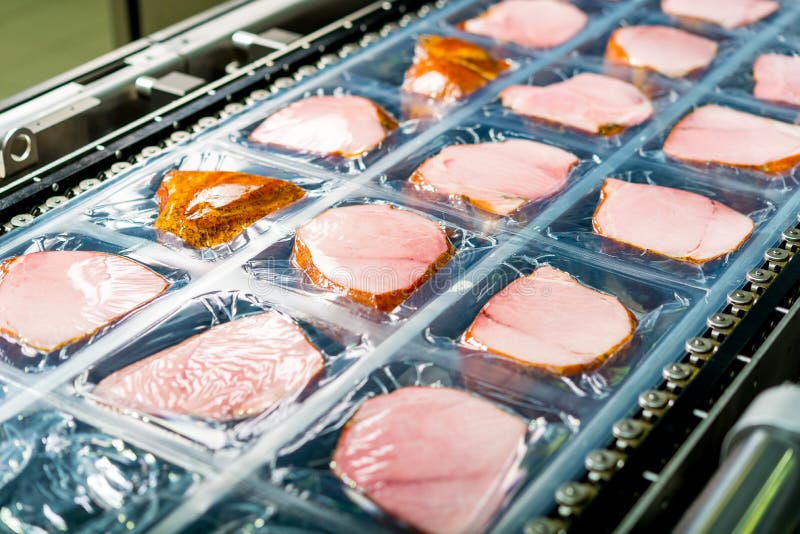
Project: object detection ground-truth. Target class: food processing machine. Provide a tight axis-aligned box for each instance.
[1,1,799,532]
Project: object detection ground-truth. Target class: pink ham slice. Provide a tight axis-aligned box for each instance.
[464,266,635,374]
[410,140,579,215]
[605,25,718,78]
[663,105,800,173]
[332,386,526,533]
[753,54,800,108]
[662,0,779,29]
[248,95,398,157]
[500,72,653,135]
[460,0,588,49]
[0,251,167,352]
[593,178,755,263]
[293,204,453,312]
[92,312,324,421]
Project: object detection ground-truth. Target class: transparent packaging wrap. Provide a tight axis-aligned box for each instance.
[0,233,189,372]
[0,408,198,533]
[0,0,799,532]
[245,194,498,323]
[84,145,341,261]
[73,290,372,450]
[542,158,778,287]
[266,350,572,533]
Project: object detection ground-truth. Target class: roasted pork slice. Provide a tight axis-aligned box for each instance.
[459,0,588,49]
[464,266,634,374]
[753,53,800,107]
[92,312,324,421]
[332,386,527,534]
[593,178,755,263]
[248,95,398,157]
[293,204,453,312]
[154,170,305,248]
[663,105,800,173]
[499,72,653,135]
[402,35,509,103]
[662,0,778,29]
[410,140,578,215]
[605,25,718,78]
[0,251,167,352]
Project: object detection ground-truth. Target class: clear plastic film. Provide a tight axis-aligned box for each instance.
[0,0,798,532]
[73,290,372,450]
[84,144,340,261]
[0,233,189,372]
[0,409,198,533]
[266,348,572,533]
[245,193,498,323]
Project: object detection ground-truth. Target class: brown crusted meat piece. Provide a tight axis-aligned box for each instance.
[154,170,305,248]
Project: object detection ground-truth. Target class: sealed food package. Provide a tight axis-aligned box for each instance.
[425,240,694,397]
[233,86,417,174]
[401,34,510,104]
[604,25,718,78]
[662,104,800,173]
[0,410,197,533]
[76,291,370,449]
[248,95,398,158]
[661,0,779,29]
[487,60,680,148]
[374,119,598,228]
[246,196,496,322]
[543,159,776,286]
[268,354,572,532]
[0,233,187,372]
[499,72,654,135]
[457,0,589,49]
[753,53,800,107]
[86,148,334,260]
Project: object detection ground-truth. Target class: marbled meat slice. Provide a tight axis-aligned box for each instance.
[464,266,635,374]
[293,204,453,312]
[662,0,778,29]
[332,386,527,534]
[402,35,509,103]
[92,312,324,421]
[499,72,653,135]
[592,178,755,263]
[753,53,800,107]
[248,95,398,157]
[605,25,718,78]
[154,170,305,248]
[459,0,587,49]
[410,139,579,215]
[663,105,800,173]
[0,251,167,352]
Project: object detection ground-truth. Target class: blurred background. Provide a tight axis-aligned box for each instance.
[0,0,226,99]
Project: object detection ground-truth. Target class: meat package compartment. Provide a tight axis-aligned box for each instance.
[245,193,498,324]
[73,290,375,451]
[0,407,199,533]
[567,9,742,83]
[438,0,613,53]
[0,232,190,373]
[481,56,686,148]
[423,239,697,398]
[341,23,523,94]
[541,157,777,288]
[369,116,600,228]
[716,33,800,102]
[264,352,573,533]
[640,91,800,187]
[229,81,425,176]
[83,144,342,262]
